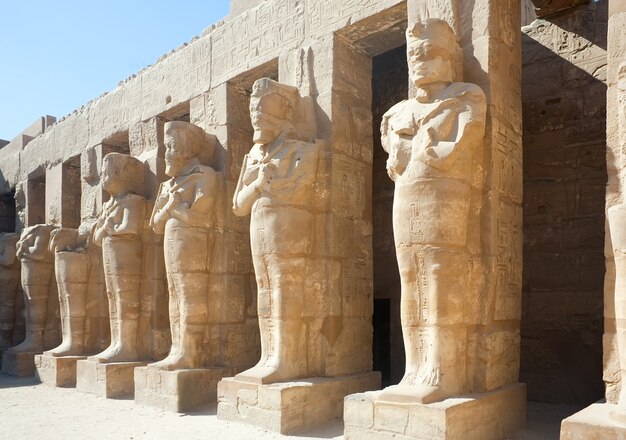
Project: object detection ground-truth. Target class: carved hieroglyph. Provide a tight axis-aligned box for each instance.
[0,233,21,349]
[149,121,220,370]
[378,19,487,404]
[89,153,146,363]
[233,78,321,384]
[9,225,56,353]
[45,221,100,357]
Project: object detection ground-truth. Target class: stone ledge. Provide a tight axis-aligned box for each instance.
[135,366,230,412]
[344,382,526,440]
[1,350,40,377]
[76,359,146,399]
[560,402,626,439]
[217,371,381,434]
[35,354,85,387]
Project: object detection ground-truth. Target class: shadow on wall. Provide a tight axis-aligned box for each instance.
[521,1,608,405]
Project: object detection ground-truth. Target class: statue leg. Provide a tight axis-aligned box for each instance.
[91,238,142,363]
[236,255,306,384]
[154,272,208,370]
[47,252,89,357]
[379,246,469,404]
[235,251,275,383]
[11,261,53,353]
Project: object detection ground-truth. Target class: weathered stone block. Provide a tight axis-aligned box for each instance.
[217,372,380,434]
[76,359,146,398]
[1,351,39,377]
[561,403,626,439]
[344,383,526,440]
[35,354,85,387]
[134,366,228,412]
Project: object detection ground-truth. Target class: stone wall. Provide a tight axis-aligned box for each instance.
[521,1,607,404]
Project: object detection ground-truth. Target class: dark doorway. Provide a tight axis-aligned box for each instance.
[371,44,407,387]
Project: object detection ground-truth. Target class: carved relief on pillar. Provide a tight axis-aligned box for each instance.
[377,19,487,404]
[232,78,321,384]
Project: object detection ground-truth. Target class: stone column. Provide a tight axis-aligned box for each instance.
[217,34,380,434]
[561,1,626,438]
[344,1,525,439]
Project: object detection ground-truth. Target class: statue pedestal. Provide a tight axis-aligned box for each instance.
[560,403,626,439]
[1,350,40,377]
[134,366,229,412]
[35,354,85,387]
[344,383,526,440]
[76,359,146,398]
[217,372,380,434]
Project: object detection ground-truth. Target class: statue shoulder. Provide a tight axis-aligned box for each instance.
[445,82,486,104]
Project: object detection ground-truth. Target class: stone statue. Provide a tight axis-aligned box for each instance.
[9,224,56,353]
[0,233,21,349]
[89,153,146,363]
[45,221,99,357]
[149,121,219,370]
[233,78,320,384]
[378,19,487,404]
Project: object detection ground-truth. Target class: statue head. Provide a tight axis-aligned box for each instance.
[407,19,460,88]
[163,121,215,177]
[101,153,145,197]
[250,78,299,145]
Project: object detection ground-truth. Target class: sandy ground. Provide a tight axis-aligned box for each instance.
[0,374,581,440]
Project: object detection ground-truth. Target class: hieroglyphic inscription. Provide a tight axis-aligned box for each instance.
[211,1,304,84]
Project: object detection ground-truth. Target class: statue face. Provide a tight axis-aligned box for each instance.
[407,38,454,87]
[250,93,289,145]
[164,133,188,177]
[101,156,123,196]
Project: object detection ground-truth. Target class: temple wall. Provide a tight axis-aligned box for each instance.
[521,1,608,404]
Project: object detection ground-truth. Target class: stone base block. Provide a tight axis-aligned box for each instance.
[134,366,228,412]
[35,354,85,387]
[217,371,380,434]
[1,351,40,377]
[76,359,146,398]
[561,402,626,439]
[344,383,526,440]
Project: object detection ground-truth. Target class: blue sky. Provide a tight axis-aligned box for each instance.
[0,1,230,140]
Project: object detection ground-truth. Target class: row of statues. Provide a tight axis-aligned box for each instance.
[0,19,490,406]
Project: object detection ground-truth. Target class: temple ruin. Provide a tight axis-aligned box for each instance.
[0,0,622,438]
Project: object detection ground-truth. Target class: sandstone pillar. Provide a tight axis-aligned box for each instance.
[217,35,380,434]
[344,1,525,439]
[561,1,626,438]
